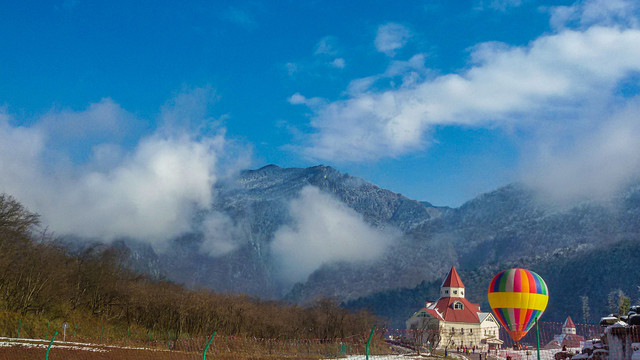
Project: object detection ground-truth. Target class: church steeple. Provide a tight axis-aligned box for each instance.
[441,266,465,298]
[562,316,576,335]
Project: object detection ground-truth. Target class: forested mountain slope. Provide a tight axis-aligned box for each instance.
[61,165,640,325]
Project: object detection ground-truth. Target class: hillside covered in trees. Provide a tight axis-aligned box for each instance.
[344,242,640,328]
[0,193,377,341]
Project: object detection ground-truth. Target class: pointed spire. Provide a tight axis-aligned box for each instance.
[442,266,465,288]
[563,316,576,329]
[562,316,577,335]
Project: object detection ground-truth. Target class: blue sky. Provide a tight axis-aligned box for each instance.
[2,0,640,243]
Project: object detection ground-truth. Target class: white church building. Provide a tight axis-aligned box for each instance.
[406,266,502,350]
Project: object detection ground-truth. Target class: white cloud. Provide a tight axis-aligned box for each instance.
[549,0,639,30]
[297,27,640,162]
[288,93,307,105]
[314,36,338,55]
[38,98,133,142]
[289,4,640,201]
[0,113,47,197]
[288,93,324,107]
[50,133,222,245]
[475,0,523,12]
[271,186,397,284]
[313,36,346,70]
[200,211,244,257]
[0,89,245,251]
[160,86,217,133]
[375,23,411,56]
[345,54,427,96]
[331,58,345,69]
[285,62,299,77]
[522,97,640,203]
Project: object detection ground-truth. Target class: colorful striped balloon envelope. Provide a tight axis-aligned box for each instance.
[487,268,549,342]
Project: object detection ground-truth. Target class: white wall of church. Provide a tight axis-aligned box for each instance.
[440,322,485,349]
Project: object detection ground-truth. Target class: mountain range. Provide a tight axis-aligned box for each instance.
[91,164,640,327]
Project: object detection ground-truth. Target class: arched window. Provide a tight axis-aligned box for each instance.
[454,302,464,310]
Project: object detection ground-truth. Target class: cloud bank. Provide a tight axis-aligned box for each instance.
[199,210,245,257]
[0,89,247,250]
[271,186,397,284]
[300,26,640,161]
[549,0,639,30]
[292,0,640,202]
[522,98,640,203]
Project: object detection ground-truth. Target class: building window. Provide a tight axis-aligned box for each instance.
[461,291,464,295]
[460,328,464,334]
[469,328,473,334]
[445,290,449,294]
[453,290,458,294]
[454,302,463,310]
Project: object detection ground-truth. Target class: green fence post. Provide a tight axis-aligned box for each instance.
[147,330,151,348]
[186,333,190,352]
[16,319,21,338]
[535,317,541,360]
[46,320,50,339]
[74,324,77,337]
[167,330,171,349]
[365,325,376,360]
[202,331,216,360]
[45,331,58,360]
[126,327,129,345]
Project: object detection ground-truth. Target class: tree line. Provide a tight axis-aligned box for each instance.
[0,193,377,340]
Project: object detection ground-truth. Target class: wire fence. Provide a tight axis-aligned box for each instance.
[0,317,389,359]
[383,321,640,360]
[2,319,640,359]
[0,335,375,360]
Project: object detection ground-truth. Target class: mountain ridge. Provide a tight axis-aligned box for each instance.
[74,164,640,326]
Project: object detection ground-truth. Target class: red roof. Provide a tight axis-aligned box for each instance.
[429,297,481,323]
[563,316,576,329]
[560,334,584,348]
[415,266,480,324]
[423,308,443,321]
[441,266,465,288]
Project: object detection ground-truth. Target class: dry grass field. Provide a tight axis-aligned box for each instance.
[0,346,327,360]
[0,335,387,360]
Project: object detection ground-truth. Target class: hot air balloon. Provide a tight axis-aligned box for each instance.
[487,268,548,342]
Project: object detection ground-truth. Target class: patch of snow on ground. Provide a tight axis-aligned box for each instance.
[494,348,582,360]
[321,356,428,360]
[0,336,173,352]
[0,339,107,352]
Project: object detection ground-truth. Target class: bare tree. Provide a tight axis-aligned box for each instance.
[581,296,590,324]
[0,194,39,235]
